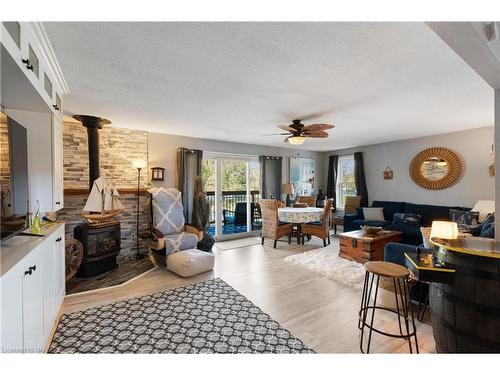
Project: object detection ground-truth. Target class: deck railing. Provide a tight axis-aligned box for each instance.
[206,190,260,224]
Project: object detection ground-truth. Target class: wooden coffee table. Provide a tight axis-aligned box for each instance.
[339,230,403,264]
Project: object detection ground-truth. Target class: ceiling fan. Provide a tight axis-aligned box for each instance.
[266,119,335,145]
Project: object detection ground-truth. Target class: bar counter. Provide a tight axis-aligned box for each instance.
[429,237,500,353]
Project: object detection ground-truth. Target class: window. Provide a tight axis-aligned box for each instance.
[336,155,356,209]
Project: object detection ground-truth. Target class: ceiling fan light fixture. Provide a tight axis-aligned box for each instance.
[288,135,305,145]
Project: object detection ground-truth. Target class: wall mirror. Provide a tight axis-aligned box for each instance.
[410,147,462,190]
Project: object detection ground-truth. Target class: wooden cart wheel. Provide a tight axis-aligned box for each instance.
[65,239,83,281]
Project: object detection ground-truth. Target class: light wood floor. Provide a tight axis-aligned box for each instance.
[62,234,435,353]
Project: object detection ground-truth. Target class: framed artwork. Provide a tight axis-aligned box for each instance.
[290,157,315,196]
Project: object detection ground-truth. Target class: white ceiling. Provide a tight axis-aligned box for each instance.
[44,22,494,151]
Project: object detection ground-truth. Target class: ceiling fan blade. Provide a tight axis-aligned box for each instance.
[304,124,335,132]
[278,125,294,132]
[303,131,329,138]
[284,136,290,143]
[261,133,289,136]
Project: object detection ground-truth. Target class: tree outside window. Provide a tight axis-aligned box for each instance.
[336,155,356,208]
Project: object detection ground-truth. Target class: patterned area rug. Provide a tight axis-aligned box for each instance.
[284,242,366,290]
[49,278,314,354]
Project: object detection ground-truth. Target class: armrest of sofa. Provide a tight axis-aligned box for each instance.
[185,224,204,241]
[343,213,361,227]
[384,242,432,267]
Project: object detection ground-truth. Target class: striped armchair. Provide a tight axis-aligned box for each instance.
[259,199,293,248]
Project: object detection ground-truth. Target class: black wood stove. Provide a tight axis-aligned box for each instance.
[72,115,121,278]
[74,221,121,277]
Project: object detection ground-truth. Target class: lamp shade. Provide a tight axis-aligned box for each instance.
[282,183,294,195]
[430,221,458,240]
[132,159,147,169]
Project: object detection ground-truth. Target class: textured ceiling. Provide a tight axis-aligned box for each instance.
[44,22,494,151]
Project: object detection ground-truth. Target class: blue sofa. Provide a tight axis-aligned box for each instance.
[344,200,471,245]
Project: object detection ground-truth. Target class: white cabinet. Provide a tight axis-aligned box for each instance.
[52,115,64,211]
[22,249,44,351]
[1,22,68,117]
[0,224,65,353]
[0,265,23,352]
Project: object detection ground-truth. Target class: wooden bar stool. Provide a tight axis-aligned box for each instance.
[358,261,419,354]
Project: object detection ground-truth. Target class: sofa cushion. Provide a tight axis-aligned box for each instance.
[386,223,422,244]
[372,201,405,221]
[393,213,421,225]
[403,202,454,226]
[164,232,199,254]
[166,249,215,277]
[363,207,385,221]
[149,187,186,235]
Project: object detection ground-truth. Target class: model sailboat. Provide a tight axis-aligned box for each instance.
[82,176,124,223]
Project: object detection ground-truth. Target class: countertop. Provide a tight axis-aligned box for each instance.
[0,222,64,277]
[430,236,500,259]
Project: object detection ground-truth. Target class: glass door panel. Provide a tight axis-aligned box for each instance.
[221,160,248,236]
[249,160,261,231]
[201,159,216,236]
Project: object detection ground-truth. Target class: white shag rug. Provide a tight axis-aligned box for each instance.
[284,242,366,290]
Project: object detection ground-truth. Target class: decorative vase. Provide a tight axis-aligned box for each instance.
[31,201,42,234]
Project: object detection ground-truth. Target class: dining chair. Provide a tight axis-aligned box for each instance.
[297,195,317,207]
[344,195,362,214]
[259,199,293,248]
[301,198,333,247]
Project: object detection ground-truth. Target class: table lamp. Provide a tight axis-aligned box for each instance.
[430,221,459,241]
[282,183,294,207]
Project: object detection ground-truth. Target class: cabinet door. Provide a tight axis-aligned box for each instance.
[0,266,23,352]
[42,238,56,342]
[53,226,66,310]
[52,115,64,211]
[22,251,44,352]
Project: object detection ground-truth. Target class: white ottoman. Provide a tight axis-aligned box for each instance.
[166,249,215,277]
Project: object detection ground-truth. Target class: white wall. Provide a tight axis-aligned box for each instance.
[148,132,324,195]
[323,127,494,208]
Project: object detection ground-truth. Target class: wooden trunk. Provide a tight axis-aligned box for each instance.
[339,230,402,264]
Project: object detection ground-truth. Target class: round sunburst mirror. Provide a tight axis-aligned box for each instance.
[410,147,463,190]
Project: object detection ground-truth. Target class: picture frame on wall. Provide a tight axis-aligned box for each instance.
[290,157,315,196]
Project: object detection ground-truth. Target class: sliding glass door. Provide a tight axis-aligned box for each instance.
[202,153,260,240]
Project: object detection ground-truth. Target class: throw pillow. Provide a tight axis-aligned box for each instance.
[480,214,495,238]
[470,213,494,236]
[420,227,431,248]
[449,209,480,226]
[393,213,421,225]
[362,207,385,221]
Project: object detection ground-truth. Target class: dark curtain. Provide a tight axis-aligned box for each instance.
[354,152,368,207]
[259,156,282,199]
[326,155,339,209]
[177,147,203,224]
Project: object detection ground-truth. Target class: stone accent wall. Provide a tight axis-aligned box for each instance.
[63,120,148,189]
[0,114,10,196]
[60,194,150,257]
[59,119,150,258]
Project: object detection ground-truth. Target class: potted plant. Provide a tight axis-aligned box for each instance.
[192,175,214,252]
